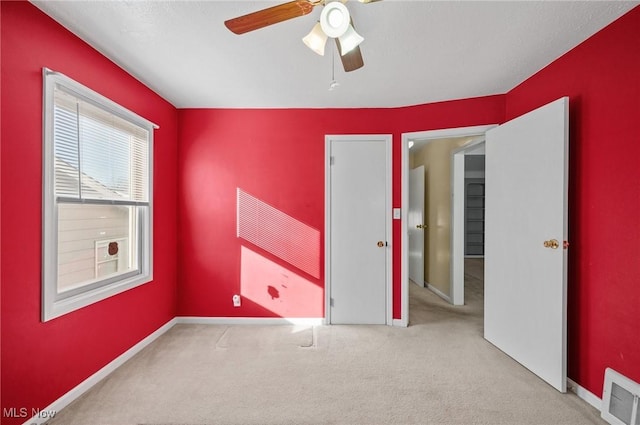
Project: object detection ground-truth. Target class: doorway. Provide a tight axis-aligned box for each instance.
[399,125,496,327]
[325,134,393,325]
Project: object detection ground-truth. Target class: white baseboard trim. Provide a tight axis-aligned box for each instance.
[23,318,177,425]
[23,315,333,424]
[392,318,408,327]
[567,378,602,411]
[427,283,452,304]
[175,316,325,326]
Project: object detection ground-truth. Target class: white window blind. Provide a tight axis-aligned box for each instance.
[53,86,149,204]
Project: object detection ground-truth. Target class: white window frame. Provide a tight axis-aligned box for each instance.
[42,68,157,321]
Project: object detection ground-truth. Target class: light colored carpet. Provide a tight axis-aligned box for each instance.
[48,259,606,425]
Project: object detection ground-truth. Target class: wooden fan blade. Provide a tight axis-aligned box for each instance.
[224,0,315,35]
[336,39,364,72]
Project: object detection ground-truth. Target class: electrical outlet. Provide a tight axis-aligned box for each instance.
[232,294,241,307]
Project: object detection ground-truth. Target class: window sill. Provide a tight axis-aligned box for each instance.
[42,272,152,322]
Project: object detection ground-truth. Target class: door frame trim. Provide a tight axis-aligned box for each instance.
[399,125,496,327]
[325,134,393,325]
[451,137,486,306]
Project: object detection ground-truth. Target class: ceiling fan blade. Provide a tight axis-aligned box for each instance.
[224,0,315,35]
[336,41,364,72]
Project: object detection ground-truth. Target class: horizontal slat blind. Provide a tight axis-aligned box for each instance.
[53,85,149,203]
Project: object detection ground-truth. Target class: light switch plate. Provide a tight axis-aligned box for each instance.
[393,208,401,219]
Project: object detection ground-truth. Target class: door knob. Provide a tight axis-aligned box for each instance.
[377,241,385,247]
[543,239,559,249]
[416,224,426,229]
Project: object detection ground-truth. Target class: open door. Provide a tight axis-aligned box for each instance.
[408,165,425,286]
[484,97,569,392]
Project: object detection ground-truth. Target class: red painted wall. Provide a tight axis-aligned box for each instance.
[177,98,505,319]
[505,6,640,397]
[0,3,178,423]
[5,0,637,419]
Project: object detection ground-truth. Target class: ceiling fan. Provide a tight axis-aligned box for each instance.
[224,0,378,72]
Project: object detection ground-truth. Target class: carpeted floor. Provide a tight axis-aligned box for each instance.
[48,259,606,425]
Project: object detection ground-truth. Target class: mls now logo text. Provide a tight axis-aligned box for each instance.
[3,407,57,419]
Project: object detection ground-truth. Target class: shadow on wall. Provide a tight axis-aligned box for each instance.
[237,188,323,317]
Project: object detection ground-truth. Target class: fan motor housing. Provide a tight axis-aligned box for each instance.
[320,2,350,38]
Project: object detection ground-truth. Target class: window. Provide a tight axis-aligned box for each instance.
[42,68,156,321]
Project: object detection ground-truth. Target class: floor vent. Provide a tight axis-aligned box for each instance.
[602,368,640,425]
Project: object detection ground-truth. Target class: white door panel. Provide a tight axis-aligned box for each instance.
[328,136,390,324]
[484,97,569,392]
[409,166,425,286]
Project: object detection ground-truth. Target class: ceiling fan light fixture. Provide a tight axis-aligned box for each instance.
[303,22,328,55]
[320,2,350,38]
[338,24,364,56]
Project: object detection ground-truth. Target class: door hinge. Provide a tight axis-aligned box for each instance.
[330,297,334,307]
[330,156,335,166]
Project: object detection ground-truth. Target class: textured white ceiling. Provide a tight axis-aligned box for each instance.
[31,1,639,108]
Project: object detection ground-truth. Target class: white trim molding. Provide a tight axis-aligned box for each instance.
[175,317,325,326]
[567,378,602,412]
[23,318,176,425]
[22,316,327,425]
[427,283,452,304]
[392,319,407,327]
[22,316,603,425]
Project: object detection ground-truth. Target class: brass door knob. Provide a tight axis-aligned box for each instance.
[377,241,385,247]
[543,239,560,249]
[417,224,426,229]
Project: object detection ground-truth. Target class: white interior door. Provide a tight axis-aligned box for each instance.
[408,166,425,286]
[327,136,391,325]
[484,97,569,392]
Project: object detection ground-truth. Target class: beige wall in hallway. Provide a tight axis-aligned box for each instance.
[410,136,473,297]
